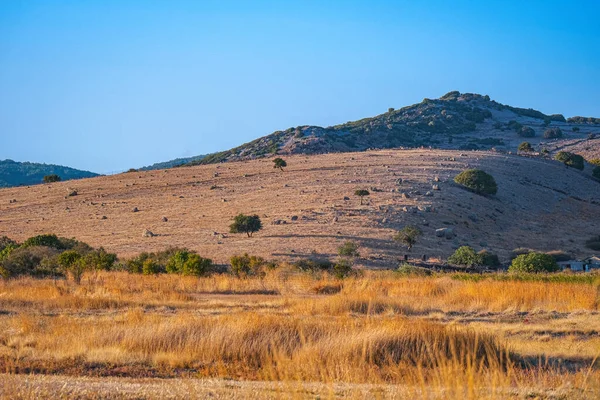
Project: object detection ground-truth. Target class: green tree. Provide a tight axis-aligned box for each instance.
[354,189,370,205]
[229,214,263,237]
[273,158,287,171]
[454,169,497,195]
[393,226,422,251]
[509,253,559,273]
[554,151,584,170]
[448,246,480,267]
[43,174,61,183]
[518,142,534,152]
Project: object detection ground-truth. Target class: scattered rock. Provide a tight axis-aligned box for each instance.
[68,190,78,197]
[395,178,403,185]
[432,185,440,191]
[425,191,433,197]
[162,217,168,222]
[291,215,299,221]
[101,216,107,220]
[143,229,156,238]
[401,193,410,199]
[436,227,455,239]
[468,214,478,222]
[434,176,440,182]
[343,196,350,201]
[132,207,139,213]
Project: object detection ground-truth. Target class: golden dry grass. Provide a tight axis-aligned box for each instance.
[1,271,599,399]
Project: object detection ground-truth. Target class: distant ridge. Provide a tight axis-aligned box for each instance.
[138,155,207,171]
[0,159,99,188]
[186,91,600,165]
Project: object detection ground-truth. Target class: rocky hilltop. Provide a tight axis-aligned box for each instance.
[192,91,600,165]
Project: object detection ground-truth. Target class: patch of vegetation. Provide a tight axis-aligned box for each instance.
[518,126,535,137]
[166,250,214,276]
[454,169,497,195]
[567,116,600,124]
[230,253,266,277]
[518,142,534,152]
[396,263,433,276]
[338,241,360,258]
[273,158,287,171]
[543,127,563,139]
[508,253,559,273]
[448,246,480,267]
[43,174,61,183]
[229,214,263,237]
[593,166,600,180]
[554,151,584,170]
[0,159,98,188]
[393,226,422,251]
[354,189,370,205]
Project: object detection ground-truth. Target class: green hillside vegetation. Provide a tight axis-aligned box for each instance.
[0,160,98,188]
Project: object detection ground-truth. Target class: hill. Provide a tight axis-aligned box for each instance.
[138,155,207,171]
[1,149,598,267]
[191,91,600,165]
[0,159,99,188]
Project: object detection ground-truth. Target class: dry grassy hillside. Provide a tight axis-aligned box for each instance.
[1,149,599,267]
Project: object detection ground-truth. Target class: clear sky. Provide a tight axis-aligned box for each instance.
[1,1,599,174]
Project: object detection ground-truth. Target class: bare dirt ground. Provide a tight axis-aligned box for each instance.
[1,149,599,266]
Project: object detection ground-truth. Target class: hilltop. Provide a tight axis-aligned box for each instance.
[1,149,598,267]
[0,159,99,188]
[190,91,600,165]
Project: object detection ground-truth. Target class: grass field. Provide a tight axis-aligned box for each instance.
[1,269,599,399]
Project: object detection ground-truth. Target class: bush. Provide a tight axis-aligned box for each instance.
[518,126,535,137]
[509,253,559,273]
[332,259,354,279]
[393,226,422,251]
[572,127,580,132]
[593,166,600,180]
[477,250,500,268]
[0,236,17,253]
[43,174,61,183]
[293,259,334,272]
[142,259,162,275]
[507,120,522,131]
[543,127,563,139]
[166,250,213,276]
[518,142,534,152]
[554,151,584,170]
[454,169,497,195]
[338,241,360,258]
[1,246,61,278]
[80,248,117,271]
[229,214,263,237]
[22,234,65,250]
[230,253,265,277]
[396,263,432,276]
[448,246,481,267]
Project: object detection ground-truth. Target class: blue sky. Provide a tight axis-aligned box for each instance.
[1,0,599,173]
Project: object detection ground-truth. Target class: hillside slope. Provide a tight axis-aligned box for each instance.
[0,159,99,188]
[192,91,600,165]
[1,149,598,267]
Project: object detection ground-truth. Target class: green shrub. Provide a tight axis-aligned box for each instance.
[509,253,559,273]
[230,253,265,277]
[43,174,61,183]
[229,214,263,237]
[293,259,334,272]
[543,127,563,139]
[396,263,432,276]
[126,253,150,273]
[554,151,584,170]
[593,166,600,180]
[448,246,481,267]
[518,126,535,137]
[22,234,65,249]
[80,248,117,271]
[477,250,500,268]
[333,258,353,279]
[393,226,422,251]
[572,127,580,132]
[338,241,360,258]
[0,236,17,253]
[454,169,497,195]
[507,120,522,131]
[182,254,214,276]
[142,259,161,275]
[518,142,534,152]
[1,246,61,278]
